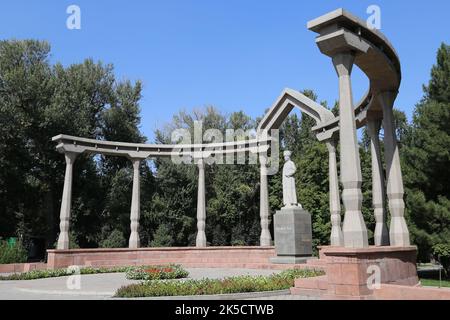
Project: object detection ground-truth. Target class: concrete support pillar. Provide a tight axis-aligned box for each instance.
[379,91,410,246]
[129,158,141,249]
[326,139,344,246]
[332,52,368,248]
[57,152,77,250]
[196,158,207,247]
[367,119,390,246]
[259,154,272,246]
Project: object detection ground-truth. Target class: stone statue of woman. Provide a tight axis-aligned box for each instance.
[282,150,300,208]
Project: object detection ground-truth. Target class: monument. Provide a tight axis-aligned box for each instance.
[270,151,313,264]
[47,8,425,300]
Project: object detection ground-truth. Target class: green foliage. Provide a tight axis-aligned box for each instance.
[0,265,164,280]
[125,264,188,280]
[423,43,450,103]
[0,238,28,264]
[433,244,450,276]
[99,229,126,248]
[150,224,174,247]
[0,264,186,281]
[420,278,450,288]
[115,268,324,298]
[0,39,152,248]
[402,43,450,264]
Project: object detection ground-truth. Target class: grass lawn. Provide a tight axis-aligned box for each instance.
[420,278,450,288]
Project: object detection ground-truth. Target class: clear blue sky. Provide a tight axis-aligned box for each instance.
[1,0,448,141]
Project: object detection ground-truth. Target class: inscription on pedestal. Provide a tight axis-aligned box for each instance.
[271,207,313,264]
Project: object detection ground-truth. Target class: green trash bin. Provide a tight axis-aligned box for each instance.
[7,237,17,248]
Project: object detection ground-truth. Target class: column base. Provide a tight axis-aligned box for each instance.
[270,256,311,264]
[291,246,420,299]
[56,234,69,250]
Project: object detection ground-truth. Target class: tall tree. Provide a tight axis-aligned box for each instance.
[0,40,151,250]
[403,43,450,267]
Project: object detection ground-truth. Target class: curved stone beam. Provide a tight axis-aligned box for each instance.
[52,134,272,159]
[307,8,401,135]
[257,88,335,135]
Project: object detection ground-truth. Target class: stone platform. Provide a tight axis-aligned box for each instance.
[291,246,422,299]
[0,262,47,274]
[46,246,320,270]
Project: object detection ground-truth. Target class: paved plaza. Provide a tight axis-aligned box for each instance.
[0,268,295,300]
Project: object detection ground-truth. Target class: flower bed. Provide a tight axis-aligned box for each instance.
[125,264,188,280]
[115,268,324,298]
[0,264,189,281]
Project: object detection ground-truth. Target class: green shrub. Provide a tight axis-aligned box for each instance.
[230,240,246,246]
[0,264,188,281]
[100,229,126,248]
[125,264,188,280]
[0,238,28,264]
[150,224,174,247]
[433,243,450,277]
[115,268,324,298]
[0,266,127,280]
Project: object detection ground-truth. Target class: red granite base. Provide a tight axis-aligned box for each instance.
[292,246,421,299]
[0,262,47,273]
[46,246,313,270]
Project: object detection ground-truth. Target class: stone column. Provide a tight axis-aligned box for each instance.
[57,152,77,250]
[259,154,272,246]
[367,119,390,246]
[129,158,141,249]
[332,53,368,248]
[325,139,344,246]
[196,158,207,247]
[379,91,410,246]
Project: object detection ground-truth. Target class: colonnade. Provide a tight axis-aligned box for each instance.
[55,9,411,251]
[55,86,410,250]
[55,150,274,249]
[323,51,410,248]
[55,93,410,250]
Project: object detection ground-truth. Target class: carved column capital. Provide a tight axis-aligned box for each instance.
[332,52,355,77]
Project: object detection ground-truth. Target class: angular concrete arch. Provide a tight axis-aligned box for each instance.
[257,88,335,134]
[256,88,344,246]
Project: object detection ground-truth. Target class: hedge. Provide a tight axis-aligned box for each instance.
[0,239,27,264]
[0,264,189,281]
[115,268,324,298]
[126,264,188,280]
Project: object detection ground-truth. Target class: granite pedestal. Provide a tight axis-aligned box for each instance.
[270,207,313,264]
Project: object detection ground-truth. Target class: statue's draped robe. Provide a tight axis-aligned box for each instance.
[282,160,298,207]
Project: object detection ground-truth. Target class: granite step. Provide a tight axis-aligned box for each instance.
[306,258,327,267]
[294,275,328,290]
[291,275,328,298]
